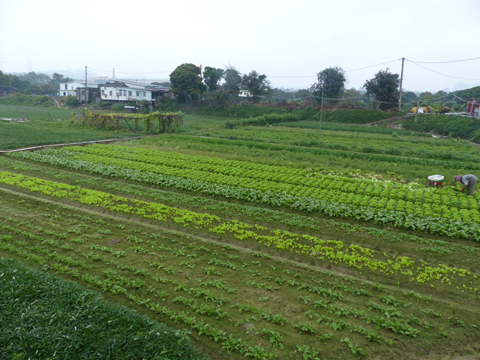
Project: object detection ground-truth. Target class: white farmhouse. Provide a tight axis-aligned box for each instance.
[101,81,151,102]
[58,81,97,97]
[100,80,171,104]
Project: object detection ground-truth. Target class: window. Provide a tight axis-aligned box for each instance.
[109,91,112,96]
[136,91,140,97]
[63,92,66,96]
[64,84,67,90]
[128,91,132,97]
[143,91,146,96]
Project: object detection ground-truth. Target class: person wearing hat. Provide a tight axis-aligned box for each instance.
[455,174,478,196]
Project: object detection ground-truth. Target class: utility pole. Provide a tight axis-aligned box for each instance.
[85,66,88,103]
[318,87,324,145]
[398,57,404,112]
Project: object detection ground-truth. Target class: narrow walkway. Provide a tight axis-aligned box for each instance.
[360,113,413,126]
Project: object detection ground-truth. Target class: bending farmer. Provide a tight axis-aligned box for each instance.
[454,174,478,196]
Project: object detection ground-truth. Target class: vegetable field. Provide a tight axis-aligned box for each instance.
[1,118,480,359]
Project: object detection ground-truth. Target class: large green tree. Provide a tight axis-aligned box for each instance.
[241,70,271,103]
[0,70,12,86]
[41,84,57,95]
[363,69,399,110]
[50,73,72,89]
[203,66,224,92]
[311,67,346,104]
[10,76,30,92]
[222,66,242,94]
[28,84,44,95]
[169,63,205,103]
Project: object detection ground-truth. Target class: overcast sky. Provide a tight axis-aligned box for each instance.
[1,0,480,93]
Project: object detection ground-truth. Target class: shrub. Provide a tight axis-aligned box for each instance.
[111,103,125,112]
[65,95,78,107]
[322,109,392,124]
[292,106,319,120]
[0,93,54,107]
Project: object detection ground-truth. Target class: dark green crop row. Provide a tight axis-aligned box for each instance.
[0,256,206,360]
[143,134,480,173]
[8,149,480,240]
[274,120,430,137]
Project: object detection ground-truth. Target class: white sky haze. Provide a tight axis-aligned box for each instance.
[1,0,480,92]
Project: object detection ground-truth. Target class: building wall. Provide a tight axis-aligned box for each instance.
[101,86,152,102]
[58,82,96,97]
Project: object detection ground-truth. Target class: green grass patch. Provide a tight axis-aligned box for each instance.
[0,104,74,121]
[0,93,54,107]
[274,120,429,137]
[0,120,141,150]
[0,256,206,360]
[321,109,393,124]
[193,104,287,118]
[403,115,480,142]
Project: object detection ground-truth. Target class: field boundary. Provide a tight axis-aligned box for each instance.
[0,134,158,154]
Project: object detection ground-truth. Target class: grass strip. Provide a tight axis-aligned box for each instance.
[0,256,207,360]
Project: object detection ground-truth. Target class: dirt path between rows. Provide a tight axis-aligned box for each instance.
[360,113,414,127]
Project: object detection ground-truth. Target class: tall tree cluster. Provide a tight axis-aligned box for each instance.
[310,67,346,104]
[169,64,271,104]
[0,70,72,95]
[363,69,399,110]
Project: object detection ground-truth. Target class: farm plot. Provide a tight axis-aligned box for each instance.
[128,133,480,184]
[1,154,480,359]
[9,144,480,239]
[0,118,138,150]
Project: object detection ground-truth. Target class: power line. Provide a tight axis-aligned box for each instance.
[452,94,468,103]
[257,59,402,79]
[89,67,171,75]
[407,60,480,81]
[269,75,316,79]
[88,58,400,81]
[407,56,480,64]
[344,59,400,72]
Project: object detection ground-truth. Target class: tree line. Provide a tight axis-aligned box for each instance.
[0,71,72,95]
[169,63,475,112]
[169,63,405,110]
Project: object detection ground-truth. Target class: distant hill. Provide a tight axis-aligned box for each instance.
[452,86,480,100]
[9,69,103,80]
